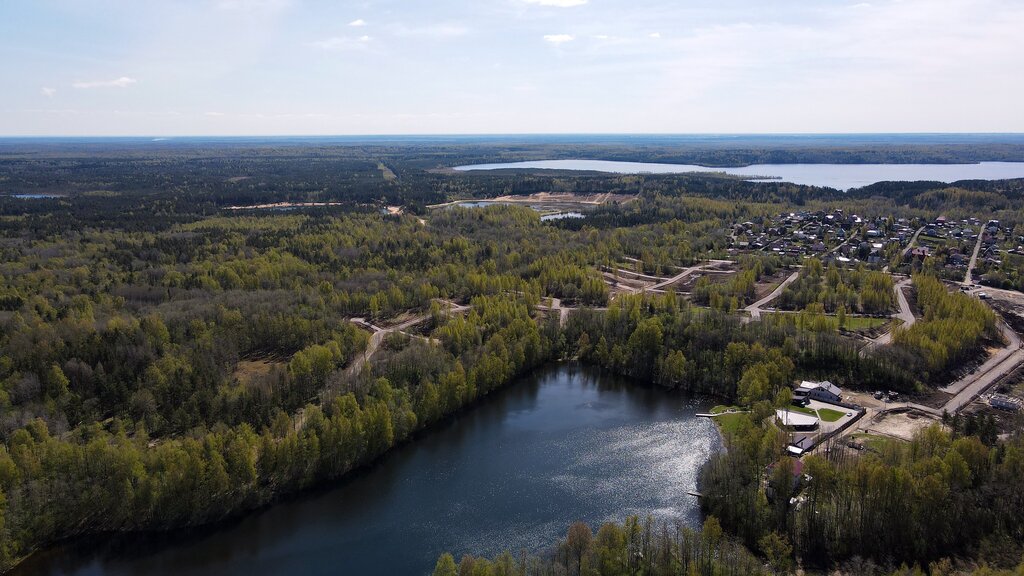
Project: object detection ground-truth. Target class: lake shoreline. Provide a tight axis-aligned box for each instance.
[451,159,1024,191]
[12,360,723,576]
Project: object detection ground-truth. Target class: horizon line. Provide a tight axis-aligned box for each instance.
[3,131,1024,140]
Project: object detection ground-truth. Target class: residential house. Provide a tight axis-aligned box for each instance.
[795,381,843,403]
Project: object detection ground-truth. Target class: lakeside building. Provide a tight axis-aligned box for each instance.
[776,409,820,431]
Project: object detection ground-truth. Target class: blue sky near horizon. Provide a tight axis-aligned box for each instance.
[2,0,1023,136]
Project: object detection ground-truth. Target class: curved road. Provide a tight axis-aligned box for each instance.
[348,300,471,378]
[870,278,915,346]
[744,270,800,322]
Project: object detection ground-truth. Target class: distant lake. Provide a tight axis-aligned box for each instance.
[17,363,718,576]
[452,159,1024,191]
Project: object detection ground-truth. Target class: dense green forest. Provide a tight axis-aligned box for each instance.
[776,259,895,315]
[891,275,999,379]
[3,141,1024,574]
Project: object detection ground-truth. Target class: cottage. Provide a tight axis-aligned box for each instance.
[910,246,931,260]
[795,380,843,403]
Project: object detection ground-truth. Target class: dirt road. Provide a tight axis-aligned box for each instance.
[744,270,800,321]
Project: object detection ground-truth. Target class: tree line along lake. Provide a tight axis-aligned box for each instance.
[15,363,720,576]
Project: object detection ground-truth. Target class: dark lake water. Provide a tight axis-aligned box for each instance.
[20,363,719,576]
[452,159,1024,191]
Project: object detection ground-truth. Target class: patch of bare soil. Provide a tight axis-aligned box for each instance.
[866,408,943,441]
[990,298,1024,334]
[674,271,731,293]
[490,191,637,206]
[232,359,285,388]
[913,388,954,410]
[753,270,789,300]
[853,319,895,339]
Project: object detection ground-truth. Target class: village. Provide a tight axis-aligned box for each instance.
[689,209,1024,461]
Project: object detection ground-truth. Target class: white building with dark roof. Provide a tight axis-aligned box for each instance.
[794,381,843,403]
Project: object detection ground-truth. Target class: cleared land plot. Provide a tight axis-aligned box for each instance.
[753,271,790,300]
[764,313,891,335]
[863,408,941,441]
[675,271,733,293]
[233,359,279,381]
[848,432,901,451]
[229,358,285,393]
[377,163,397,181]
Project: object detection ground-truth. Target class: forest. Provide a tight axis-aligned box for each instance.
[776,258,895,315]
[2,140,1024,574]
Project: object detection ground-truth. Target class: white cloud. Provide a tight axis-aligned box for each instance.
[41,87,56,98]
[523,0,587,6]
[543,34,574,44]
[311,35,372,50]
[205,111,226,116]
[390,23,469,38]
[349,18,366,26]
[648,32,661,38]
[72,77,138,89]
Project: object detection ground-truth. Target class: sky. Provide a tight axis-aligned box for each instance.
[2,0,1023,136]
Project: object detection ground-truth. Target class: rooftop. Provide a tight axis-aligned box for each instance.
[776,409,820,427]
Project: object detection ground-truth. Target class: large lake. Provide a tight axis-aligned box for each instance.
[19,363,718,576]
[452,159,1024,191]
